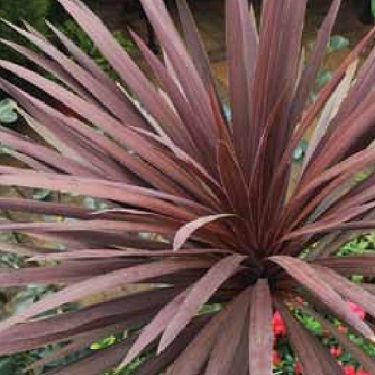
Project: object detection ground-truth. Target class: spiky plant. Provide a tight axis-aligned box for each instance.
[2,0,375,373]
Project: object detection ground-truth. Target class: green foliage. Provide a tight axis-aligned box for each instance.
[0,0,134,87]
[0,0,51,64]
[0,345,91,375]
[0,356,21,375]
[307,35,349,105]
[328,35,350,54]
[0,0,51,32]
[91,336,117,351]
[316,68,333,91]
[336,232,375,257]
[0,99,18,124]
[292,139,309,163]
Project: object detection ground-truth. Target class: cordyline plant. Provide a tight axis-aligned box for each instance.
[2,0,375,374]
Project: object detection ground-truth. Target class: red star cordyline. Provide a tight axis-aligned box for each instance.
[1,0,375,374]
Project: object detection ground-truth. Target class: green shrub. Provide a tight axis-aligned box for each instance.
[0,0,51,61]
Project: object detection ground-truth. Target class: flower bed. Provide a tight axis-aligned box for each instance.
[273,302,372,375]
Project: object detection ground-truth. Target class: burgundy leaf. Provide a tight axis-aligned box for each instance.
[166,288,251,375]
[0,259,213,331]
[173,214,234,250]
[248,279,273,375]
[45,338,135,375]
[158,255,245,352]
[314,265,375,318]
[121,289,190,368]
[204,288,250,375]
[226,0,258,172]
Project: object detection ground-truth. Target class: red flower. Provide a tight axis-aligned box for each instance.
[357,369,370,375]
[330,346,342,358]
[343,365,356,375]
[347,301,366,320]
[273,350,282,366]
[337,325,348,333]
[294,362,302,374]
[273,311,286,336]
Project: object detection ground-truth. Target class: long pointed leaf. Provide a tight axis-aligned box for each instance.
[158,255,245,352]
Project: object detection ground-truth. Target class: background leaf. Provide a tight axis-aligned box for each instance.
[328,35,350,53]
[0,99,18,124]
